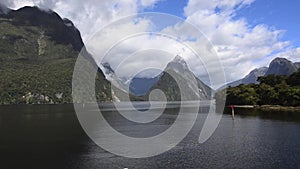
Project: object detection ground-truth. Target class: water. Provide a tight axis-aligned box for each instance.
[0,105,299,169]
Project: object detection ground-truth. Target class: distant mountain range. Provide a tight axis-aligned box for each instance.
[0,5,210,104]
[101,62,161,96]
[8,6,294,104]
[102,55,212,101]
[226,57,300,88]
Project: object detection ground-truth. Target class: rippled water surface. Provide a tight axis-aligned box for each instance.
[0,104,299,169]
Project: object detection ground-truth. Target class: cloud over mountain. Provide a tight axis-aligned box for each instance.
[4,0,300,88]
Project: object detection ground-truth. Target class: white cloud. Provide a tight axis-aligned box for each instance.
[88,19,196,79]
[0,0,15,7]
[272,47,300,62]
[34,0,58,10]
[184,0,255,16]
[4,0,300,88]
[182,0,292,83]
[140,0,160,7]
[5,0,159,41]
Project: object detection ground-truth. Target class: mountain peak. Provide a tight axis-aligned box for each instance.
[243,66,268,83]
[249,67,268,76]
[172,55,187,65]
[4,6,84,52]
[270,57,294,66]
[273,57,289,61]
[173,55,185,62]
[224,57,299,89]
[266,57,297,76]
[149,54,211,101]
[166,55,189,73]
[16,6,56,17]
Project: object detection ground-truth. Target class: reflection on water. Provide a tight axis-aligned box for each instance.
[224,107,300,122]
[0,104,299,169]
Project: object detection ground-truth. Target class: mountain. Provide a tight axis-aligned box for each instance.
[265,57,297,76]
[101,62,161,96]
[295,62,300,69]
[129,76,160,96]
[148,55,211,101]
[226,67,268,87]
[0,6,111,104]
[225,57,299,88]
[101,62,116,81]
[100,62,146,101]
[101,56,212,101]
[100,62,131,93]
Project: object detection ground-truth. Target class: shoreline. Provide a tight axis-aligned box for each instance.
[1,103,300,112]
[229,105,300,112]
[258,105,300,112]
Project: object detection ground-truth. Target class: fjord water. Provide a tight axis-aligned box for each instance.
[0,105,299,169]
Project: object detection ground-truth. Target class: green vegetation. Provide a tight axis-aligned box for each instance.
[0,58,112,105]
[225,70,300,106]
[0,7,112,105]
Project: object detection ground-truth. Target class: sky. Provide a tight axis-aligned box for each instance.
[2,0,300,88]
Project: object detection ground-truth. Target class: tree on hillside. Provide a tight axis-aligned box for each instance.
[256,83,278,105]
[257,74,287,86]
[287,69,300,86]
[226,84,259,105]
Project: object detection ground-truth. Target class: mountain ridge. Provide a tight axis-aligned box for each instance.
[225,57,300,88]
[0,6,112,104]
[101,55,212,101]
[148,55,212,101]
[265,57,297,76]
